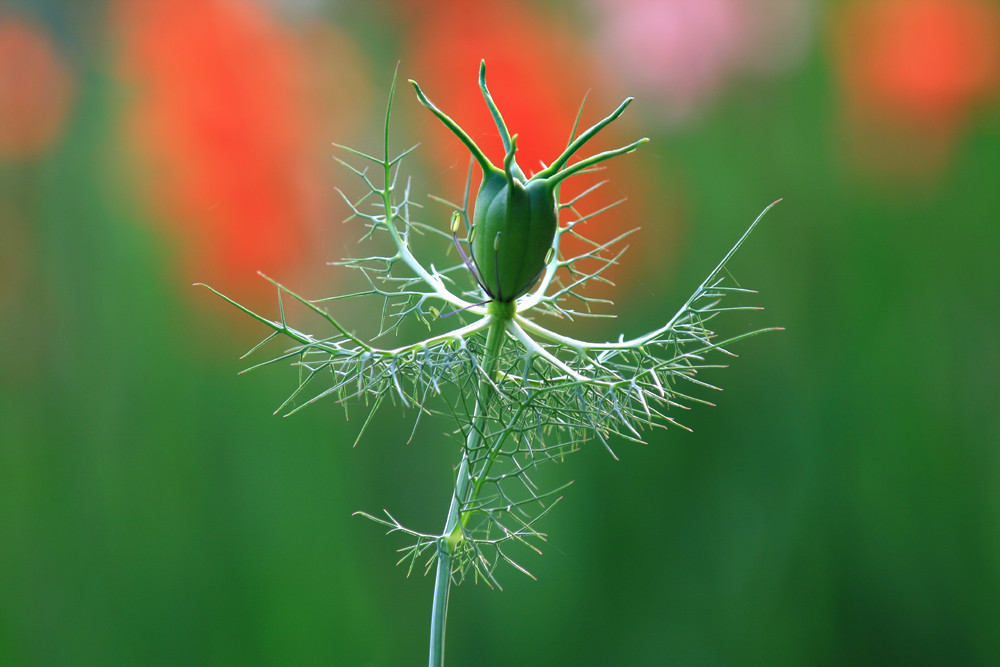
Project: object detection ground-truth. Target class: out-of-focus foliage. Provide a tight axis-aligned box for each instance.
[1,1,998,665]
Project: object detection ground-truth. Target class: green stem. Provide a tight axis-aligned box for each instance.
[428,309,509,667]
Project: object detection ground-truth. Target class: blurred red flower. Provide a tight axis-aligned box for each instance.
[832,0,1000,176]
[0,18,75,160]
[114,0,358,297]
[402,1,660,300]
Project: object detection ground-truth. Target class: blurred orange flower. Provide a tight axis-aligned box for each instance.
[114,0,366,297]
[0,18,75,160]
[832,0,1000,176]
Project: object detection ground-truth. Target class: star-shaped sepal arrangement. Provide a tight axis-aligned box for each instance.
[410,61,647,304]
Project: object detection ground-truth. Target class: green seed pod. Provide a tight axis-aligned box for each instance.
[471,153,558,301]
[410,61,648,303]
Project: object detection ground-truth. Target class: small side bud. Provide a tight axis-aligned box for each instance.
[544,247,555,265]
[468,224,477,244]
[493,231,502,252]
[450,211,462,234]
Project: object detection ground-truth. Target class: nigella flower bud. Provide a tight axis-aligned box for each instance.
[410,61,648,304]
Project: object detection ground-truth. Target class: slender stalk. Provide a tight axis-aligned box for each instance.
[427,460,461,667]
[429,310,509,666]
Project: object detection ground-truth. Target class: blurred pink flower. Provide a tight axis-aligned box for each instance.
[588,0,812,123]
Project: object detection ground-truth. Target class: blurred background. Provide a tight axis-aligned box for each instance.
[2,0,999,664]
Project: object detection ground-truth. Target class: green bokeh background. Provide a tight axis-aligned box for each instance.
[3,1,999,665]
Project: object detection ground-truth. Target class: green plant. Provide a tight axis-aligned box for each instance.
[200,62,778,666]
